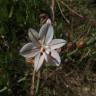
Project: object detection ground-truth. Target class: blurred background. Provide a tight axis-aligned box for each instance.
[0,0,96,96]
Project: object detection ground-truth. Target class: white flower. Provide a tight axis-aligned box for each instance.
[20,19,66,72]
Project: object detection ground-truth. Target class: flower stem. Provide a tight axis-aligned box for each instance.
[30,69,36,96]
[35,71,41,95]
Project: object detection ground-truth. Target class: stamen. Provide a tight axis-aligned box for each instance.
[40,47,45,55]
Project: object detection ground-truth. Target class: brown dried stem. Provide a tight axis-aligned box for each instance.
[56,0,70,24]
[60,1,83,18]
[51,0,55,22]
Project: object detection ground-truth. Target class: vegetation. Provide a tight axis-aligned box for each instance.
[0,0,96,96]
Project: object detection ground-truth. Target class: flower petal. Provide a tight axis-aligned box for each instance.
[45,51,60,66]
[51,50,61,66]
[20,43,39,58]
[34,53,40,71]
[39,23,49,42]
[34,53,45,71]
[39,19,53,43]
[49,39,66,50]
[28,28,39,46]
[45,24,54,44]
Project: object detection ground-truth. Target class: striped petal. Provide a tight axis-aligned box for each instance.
[45,50,61,66]
[45,24,54,44]
[39,19,53,44]
[39,23,49,42]
[49,39,66,50]
[20,43,39,58]
[34,53,45,72]
[51,50,61,66]
[28,28,39,46]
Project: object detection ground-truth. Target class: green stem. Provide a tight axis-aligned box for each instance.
[35,71,41,95]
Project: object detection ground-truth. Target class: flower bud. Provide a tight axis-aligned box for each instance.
[76,40,85,48]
